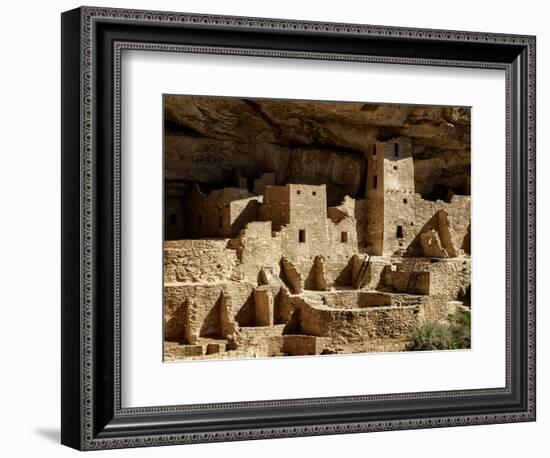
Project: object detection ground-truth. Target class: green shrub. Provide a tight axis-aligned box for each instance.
[407,310,471,351]
[449,310,471,349]
[406,322,455,351]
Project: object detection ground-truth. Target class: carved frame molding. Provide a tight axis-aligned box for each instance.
[61,6,536,450]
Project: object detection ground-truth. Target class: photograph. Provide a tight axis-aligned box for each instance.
[163,95,472,361]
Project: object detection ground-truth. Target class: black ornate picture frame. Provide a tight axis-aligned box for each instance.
[61,6,536,451]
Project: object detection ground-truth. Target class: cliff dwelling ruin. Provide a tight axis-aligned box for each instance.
[163,96,471,361]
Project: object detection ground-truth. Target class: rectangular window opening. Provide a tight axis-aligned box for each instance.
[396,225,404,239]
[394,143,399,157]
[341,231,348,243]
[373,175,378,189]
[299,229,306,243]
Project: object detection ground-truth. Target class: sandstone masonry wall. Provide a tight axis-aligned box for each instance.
[428,258,471,300]
[185,185,261,238]
[410,194,471,256]
[298,302,418,343]
[364,137,415,255]
[259,186,290,231]
[164,281,256,343]
[322,290,393,308]
[380,138,416,255]
[381,265,430,295]
[381,258,470,301]
[164,239,239,283]
[228,221,282,284]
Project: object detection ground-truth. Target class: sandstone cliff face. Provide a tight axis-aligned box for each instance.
[165,96,470,202]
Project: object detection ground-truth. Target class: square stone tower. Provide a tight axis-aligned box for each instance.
[260,184,328,234]
[259,184,331,259]
[364,137,415,256]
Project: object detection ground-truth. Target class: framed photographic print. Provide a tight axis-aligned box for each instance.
[61,6,536,450]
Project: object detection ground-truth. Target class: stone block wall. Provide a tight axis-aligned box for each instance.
[428,258,471,300]
[322,290,394,308]
[228,196,262,237]
[353,198,369,250]
[364,144,385,255]
[164,281,255,342]
[274,287,295,324]
[164,239,239,283]
[229,221,282,284]
[410,194,471,256]
[381,264,430,295]
[282,335,330,356]
[327,217,358,255]
[418,297,461,325]
[380,138,416,256]
[278,185,331,260]
[358,257,391,290]
[361,138,470,258]
[259,185,291,231]
[380,257,470,301]
[173,183,363,294]
[261,184,360,290]
[164,284,224,342]
[298,302,418,343]
[364,137,415,256]
[253,286,274,326]
[184,185,261,238]
[280,256,303,293]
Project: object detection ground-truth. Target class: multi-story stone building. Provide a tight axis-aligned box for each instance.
[365,137,416,256]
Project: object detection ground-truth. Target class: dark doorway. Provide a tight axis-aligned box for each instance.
[396,225,404,239]
[246,176,254,192]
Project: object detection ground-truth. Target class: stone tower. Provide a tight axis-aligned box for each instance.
[259,184,329,244]
[364,137,415,256]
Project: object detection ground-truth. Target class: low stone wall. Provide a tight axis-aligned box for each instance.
[351,256,392,290]
[381,265,430,295]
[322,290,393,308]
[378,257,470,300]
[164,281,255,342]
[418,298,461,324]
[298,302,418,343]
[164,239,239,283]
[428,258,471,300]
[282,335,331,356]
[296,255,354,290]
[164,342,204,358]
